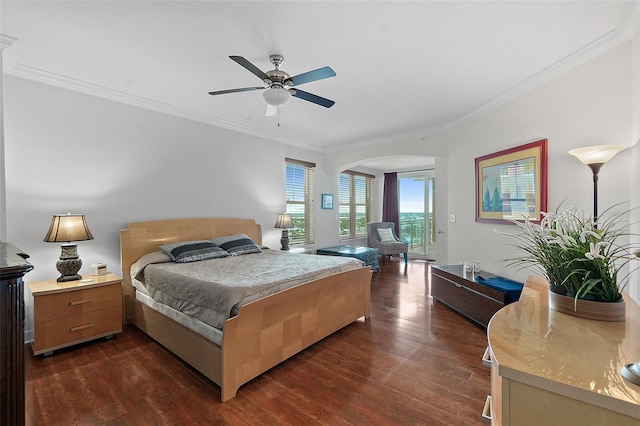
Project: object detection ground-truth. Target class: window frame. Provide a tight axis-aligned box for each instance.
[285,158,315,245]
[339,170,375,239]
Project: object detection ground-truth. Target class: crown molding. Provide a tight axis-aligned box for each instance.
[328,3,640,154]
[449,2,640,131]
[5,2,640,154]
[4,63,324,152]
[0,34,18,51]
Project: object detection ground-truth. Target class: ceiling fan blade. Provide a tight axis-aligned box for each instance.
[229,56,270,82]
[287,66,336,86]
[290,89,335,108]
[265,103,278,117]
[208,87,264,96]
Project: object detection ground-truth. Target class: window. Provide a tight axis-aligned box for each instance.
[339,170,374,238]
[285,158,315,245]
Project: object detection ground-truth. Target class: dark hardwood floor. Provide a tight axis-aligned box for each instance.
[25,259,491,425]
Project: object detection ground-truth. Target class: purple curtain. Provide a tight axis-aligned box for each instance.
[382,172,400,236]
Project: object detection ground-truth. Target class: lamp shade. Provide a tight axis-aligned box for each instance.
[44,214,94,243]
[263,87,291,106]
[568,145,626,165]
[274,213,294,229]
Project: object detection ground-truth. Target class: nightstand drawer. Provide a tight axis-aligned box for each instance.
[32,306,122,353]
[34,283,121,322]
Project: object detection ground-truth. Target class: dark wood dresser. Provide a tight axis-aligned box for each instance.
[430,265,513,328]
[0,242,33,425]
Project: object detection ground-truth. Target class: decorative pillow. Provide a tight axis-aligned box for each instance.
[377,227,396,243]
[210,234,262,256]
[160,240,229,263]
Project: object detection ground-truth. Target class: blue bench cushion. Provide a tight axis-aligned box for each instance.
[475,276,524,304]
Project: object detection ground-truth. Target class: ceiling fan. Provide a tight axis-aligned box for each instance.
[208,55,336,116]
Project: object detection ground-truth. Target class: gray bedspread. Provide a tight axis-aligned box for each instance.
[131,249,364,330]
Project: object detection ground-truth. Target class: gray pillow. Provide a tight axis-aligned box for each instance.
[161,240,229,263]
[210,234,262,256]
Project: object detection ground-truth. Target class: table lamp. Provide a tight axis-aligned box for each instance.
[274,213,294,250]
[44,213,94,282]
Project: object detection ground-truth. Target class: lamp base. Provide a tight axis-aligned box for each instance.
[280,230,290,251]
[56,244,83,282]
[57,273,82,283]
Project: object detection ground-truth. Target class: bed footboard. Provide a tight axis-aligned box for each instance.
[220,267,371,401]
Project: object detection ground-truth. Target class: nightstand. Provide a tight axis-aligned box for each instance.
[28,273,122,355]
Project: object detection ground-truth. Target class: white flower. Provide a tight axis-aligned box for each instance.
[585,242,610,260]
[548,237,568,249]
[580,230,601,244]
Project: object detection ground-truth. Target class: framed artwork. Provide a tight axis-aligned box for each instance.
[475,139,548,224]
[321,193,334,209]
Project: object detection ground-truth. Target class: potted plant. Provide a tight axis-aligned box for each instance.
[496,204,639,321]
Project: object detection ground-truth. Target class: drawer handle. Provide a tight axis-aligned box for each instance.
[70,323,94,332]
[69,298,94,306]
[482,346,492,367]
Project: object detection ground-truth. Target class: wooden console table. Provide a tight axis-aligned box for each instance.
[487,276,640,425]
[0,242,33,425]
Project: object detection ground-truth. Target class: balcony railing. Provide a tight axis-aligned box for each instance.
[399,217,432,250]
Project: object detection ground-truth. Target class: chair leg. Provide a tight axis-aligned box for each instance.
[403,253,408,264]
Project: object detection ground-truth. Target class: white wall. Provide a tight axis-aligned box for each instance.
[629,23,640,304]
[4,76,340,339]
[446,41,635,297]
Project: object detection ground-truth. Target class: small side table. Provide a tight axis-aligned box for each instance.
[29,273,122,355]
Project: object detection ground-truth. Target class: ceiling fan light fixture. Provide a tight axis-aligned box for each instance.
[263,87,291,106]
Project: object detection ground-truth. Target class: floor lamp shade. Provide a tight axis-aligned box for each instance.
[44,214,94,282]
[568,145,626,167]
[568,145,625,220]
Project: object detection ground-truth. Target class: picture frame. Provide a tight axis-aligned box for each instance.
[475,139,548,224]
[321,193,334,209]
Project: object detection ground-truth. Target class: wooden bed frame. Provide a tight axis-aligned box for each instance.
[120,218,372,402]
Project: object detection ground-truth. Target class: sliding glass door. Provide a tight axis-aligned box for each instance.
[398,171,436,260]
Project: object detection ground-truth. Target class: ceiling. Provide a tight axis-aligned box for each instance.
[2,1,639,170]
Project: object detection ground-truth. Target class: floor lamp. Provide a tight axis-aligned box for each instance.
[568,144,625,221]
[569,144,640,386]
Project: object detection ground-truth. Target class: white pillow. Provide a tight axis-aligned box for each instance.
[377,227,396,243]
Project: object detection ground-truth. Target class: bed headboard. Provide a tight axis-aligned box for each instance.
[120,217,262,288]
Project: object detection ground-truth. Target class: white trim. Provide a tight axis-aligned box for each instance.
[0,34,17,51]
[450,15,638,130]
[5,63,324,152]
[3,5,640,153]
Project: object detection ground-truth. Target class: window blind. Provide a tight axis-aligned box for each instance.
[339,170,374,238]
[286,159,315,244]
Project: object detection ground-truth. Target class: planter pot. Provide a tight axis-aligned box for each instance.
[549,291,626,322]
